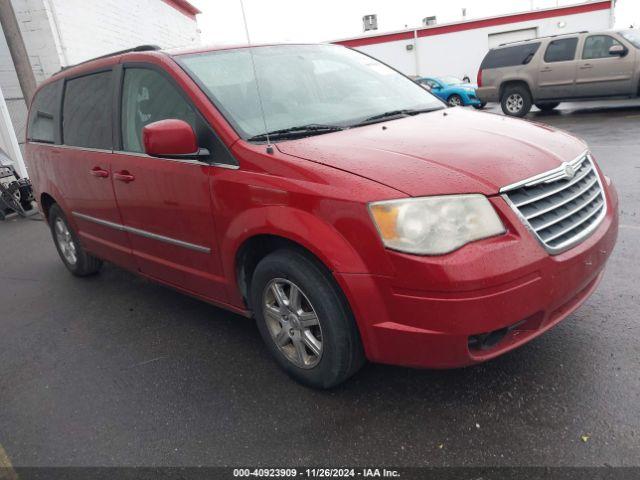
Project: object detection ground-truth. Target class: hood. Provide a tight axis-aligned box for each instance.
[276,108,587,197]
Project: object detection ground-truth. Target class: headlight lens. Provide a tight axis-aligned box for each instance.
[368,194,505,255]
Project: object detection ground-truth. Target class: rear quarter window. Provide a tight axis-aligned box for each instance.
[62,71,113,150]
[480,43,541,69]
[27,82,60,143]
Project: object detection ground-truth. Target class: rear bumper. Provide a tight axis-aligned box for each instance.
[335,183,619,369]
[477,86,499,103]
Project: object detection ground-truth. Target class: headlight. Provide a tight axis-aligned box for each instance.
[368,194,505,255]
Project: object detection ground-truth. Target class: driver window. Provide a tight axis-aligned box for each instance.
[121,68,197,153]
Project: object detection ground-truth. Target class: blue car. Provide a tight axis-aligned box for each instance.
[417,76,485,109]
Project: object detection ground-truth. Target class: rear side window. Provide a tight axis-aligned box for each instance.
[480,43,540,69]
[544,38,578,63]
[583,35,623,59]
[62,71,113,149]
[120,68,197,153]
[27,82,59,143]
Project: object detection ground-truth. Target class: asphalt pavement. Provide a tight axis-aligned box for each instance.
[0,99,639,469]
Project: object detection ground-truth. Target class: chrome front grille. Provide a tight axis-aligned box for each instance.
[501,152,606,254]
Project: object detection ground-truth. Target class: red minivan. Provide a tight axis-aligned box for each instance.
[25,44,618,388]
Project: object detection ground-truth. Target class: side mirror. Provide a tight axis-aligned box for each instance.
[609,44,626,56]
[142,119,209,160]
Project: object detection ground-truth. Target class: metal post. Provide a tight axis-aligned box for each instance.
[0,0,37,105]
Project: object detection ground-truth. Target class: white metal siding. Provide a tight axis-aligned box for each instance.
[488,28,538,49]
[49,0,201,66]
[352,8,612,79]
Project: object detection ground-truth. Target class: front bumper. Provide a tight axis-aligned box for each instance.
[461,91,482,106]
[336,182,619,369]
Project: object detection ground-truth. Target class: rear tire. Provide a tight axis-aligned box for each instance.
[535,102,560,112]
[250,249,364,388]
[48,204,102,276]
[472,102,487,110]
[501,85,532,117]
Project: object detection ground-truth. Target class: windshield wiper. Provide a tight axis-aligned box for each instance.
[247,124,345,142]
[352,107,443,127]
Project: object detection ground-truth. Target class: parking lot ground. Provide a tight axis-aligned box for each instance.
[1,100,639,468]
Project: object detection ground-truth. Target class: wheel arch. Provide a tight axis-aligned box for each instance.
[224,206,372,309]
[39,192,58,220]
[499,79,533,101]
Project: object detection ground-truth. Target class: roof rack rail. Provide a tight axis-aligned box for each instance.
[58,45,161,72]
[498,31,588,47]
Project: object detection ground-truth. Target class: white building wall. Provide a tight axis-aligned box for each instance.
[0,0,61,174]
[353,8,612,79]
[0,0,200,176]
[49,0,201,66]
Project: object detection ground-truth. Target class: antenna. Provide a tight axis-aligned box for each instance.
[239,0,273,153]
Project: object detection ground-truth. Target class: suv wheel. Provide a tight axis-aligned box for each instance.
[49,204,103,276]
[447,94,463,107]
[501,85,532,117]
[535,102,560,112]
[250,249,364,388]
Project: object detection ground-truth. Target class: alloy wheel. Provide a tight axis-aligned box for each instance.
[54,217,78,265]
[262,278,323,369]
[506,93,524,114]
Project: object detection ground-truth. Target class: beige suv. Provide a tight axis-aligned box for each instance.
[476,29,640,117]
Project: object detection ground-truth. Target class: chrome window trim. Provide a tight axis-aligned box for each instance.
[27,141,240,169]
[500,150,607,255]
[72,211,211,254]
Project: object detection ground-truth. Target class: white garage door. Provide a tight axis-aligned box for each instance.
[488,28,538,48]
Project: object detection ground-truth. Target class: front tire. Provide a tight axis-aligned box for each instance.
[535,102,560,112]
[250,249,364,388]
[473,102,487,110]
[501,85,532,117]
[447,94,463,107]
[48,204,102,276]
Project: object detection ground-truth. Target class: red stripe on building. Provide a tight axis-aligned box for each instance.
[335,1,611,48]
[161,0,201,20]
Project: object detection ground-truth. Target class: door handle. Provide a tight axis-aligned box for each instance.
[114,170,135,183]
[89,166,109,178]
[540,67,552,73]
[580,63,593,70]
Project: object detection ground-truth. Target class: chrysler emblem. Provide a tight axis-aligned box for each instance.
[562,162,576,179]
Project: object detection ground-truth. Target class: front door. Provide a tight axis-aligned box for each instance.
[536,37,579,100]
[110,65,227,301]
[52,70,133,268]
[575,34,636,97]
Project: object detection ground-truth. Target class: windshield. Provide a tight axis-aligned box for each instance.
[439,76,465,85]
[620,30,640,49]
[177,44,444,140]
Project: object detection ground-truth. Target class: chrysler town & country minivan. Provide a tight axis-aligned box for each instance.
[26,44,618,388]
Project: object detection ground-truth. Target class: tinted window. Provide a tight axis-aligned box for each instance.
[480,43,540,69]
[544,38,578,62]
[121,68,197,153]
[62,71,112,149]
[583,35,623,59]
[27,82,59,143]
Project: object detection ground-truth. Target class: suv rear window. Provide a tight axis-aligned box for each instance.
[27,82,59,144]
[480,43,540,69]
[62,71,113,150]
[544,38,578,63]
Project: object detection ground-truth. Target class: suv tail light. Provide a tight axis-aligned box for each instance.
[477,68,483,87]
